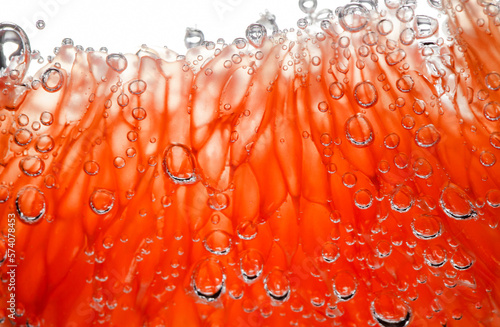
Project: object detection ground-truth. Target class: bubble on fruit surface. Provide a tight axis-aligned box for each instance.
[162,144,197,185]
[415,124,440,148]
[16,186,46,224]
[203,230,232,255]
[451,248,474,270]
[83,161,100,175]
[354,188,373,209]
[354,81,378,107]
[329,81,344,99]
[390,186,414,212]
[339,4,369,32]
[385,49,406,66]
[36,20,45,30]
[486,189,500,208]
[414,15,438,39]
[14,128,32,146]
[246,24,266,48]
[345,114,374,147]
[485,72,500,91]
[424,244,447,268]
[129,79,147,95]
[396,75,414,93]
[41,67,64,92]
[484,102,500,121]
[35,135,54,153]
[377,19,393,36]
[376,240,392,258]
[240,249,264,282]
[0,185,9,203]
[89,189,115,215]
[411,215,442,240]
[384,133,400,149]
[237,220,258,240]
[207,193,229,211]
[479,151,496,167]
[19,156,45,177]
[440,184,476,220]
[264,269,290,302]
[371,292,411,327]
[333,271,357,301]
[191,258,226,303]
[0,23,31,82]
[106,53,127,72]
[322,242,340,263]
[184,28,204,49]
[396,6,414,23]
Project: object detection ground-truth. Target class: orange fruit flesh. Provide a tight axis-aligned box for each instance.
[0,0,500,326]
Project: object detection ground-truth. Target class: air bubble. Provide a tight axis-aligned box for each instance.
[204,230,232,255]
[479,151,496,167]
[483,102,500,121]
[396,6,414,23]
[19,156,44,177]
[412,157,433,179]
[396,75,414,92]
[89,189,115,215]
[184,28,204,49]
[14,128,33,146]
[385,49,406,66]
[299,0,317,14]
[354,189,373,209]
[240,249,264,282]
[162,144,197,184]
[451,249,474,270]
[414,16,438,39]
[390,186,414,212]
[384,133,400,149]
[322,242,340,263]
[264,269,290,302]
[246,24,267,48]
[128,79,147,95]
[36,20,45,30]
[377,19,393,36]
[376,240,392,258]
[339,4,369,32]
[415,124,440,147]
[237,220,258,240]
[106,53,127,72]
[0,23,31,82]
[354,81,378,107]
[16,186,46,224]
[35,135,54,153]
[424,244,447,267]
[329,82,344,99]
[191,258,226,302]
[486,189,500,208]
[41,68,64,92]
[345,113,374,147]
[411,215,442,240]
[0,185,9,203]
[440,184,476,220]
[84,161,100,176]
[485,72,500,91]
[333,271,357,301]
[371,292,411,327]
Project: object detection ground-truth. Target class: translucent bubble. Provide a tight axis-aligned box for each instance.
[264,269,290,302]
[354,81,378,107]
[191,258,226,302]
[479,151,496,167]
[376,240,392,258]
[396,75,414,92]
[440,184,476,220]
[132,107,147,121]
[113,156,125,169]
[16,186,46,224]
[184,28,204,49]
[396,6,414,23]
[36,20,45,30]
[390,186,414,212]
[345,114,374,147]
[106,53,127,72]
[299,0,317,14]
[400,28,416,45]
[371,292,411,327]
[428,0,442,9]
[329,81,344,99]
[363,31,379,45]
[19,156,45,177]
[297,18,309,29]
[237,220,258,240]
[128,79,147,95]
[233,37,247,49]
[40,111,54,126]
[384,0,401,9]
[0,23,31,82]
[342,172,357,188]
[14,128,33,146]
[89,189,115,215]
[240,249,264,282]
[377,19,393,36]
[246,24,267,48]
[414,15,438,39]
[333,271,357,301]
[412,157,433,179]
[483,102,500,121]
[0,185,9,203]
[41,67,64,92]
[486,189,500,208]
[424,244,447,267]
[415,124,440,147]
[354,189,373,209]
[411,215,442,240]
[204,230,232,255]
[318,101,329,112]
[385,49,406,66]
[322,242,340,263]
[339,4,369,32]
[162,144,197,184]
[35,134,54,153]
[485,72,500,91]
[83,161,100,176]
[451,249,474,270]
[384,133,400,149]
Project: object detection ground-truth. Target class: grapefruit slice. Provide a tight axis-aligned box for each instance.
[0,0,500,326]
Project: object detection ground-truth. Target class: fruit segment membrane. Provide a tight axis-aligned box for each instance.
[1,0,500,326]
